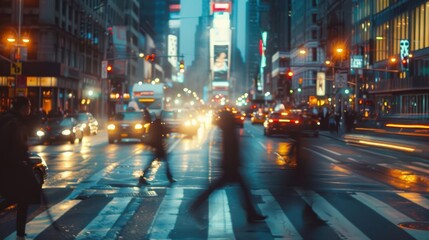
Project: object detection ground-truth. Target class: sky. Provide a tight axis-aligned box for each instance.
[180,0,246,66]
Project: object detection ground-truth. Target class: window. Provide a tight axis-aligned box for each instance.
[312,48,317,62]
[312,30,318,39]
[312,13,317,24]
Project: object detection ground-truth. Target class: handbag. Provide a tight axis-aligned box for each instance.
[0,164,42,204]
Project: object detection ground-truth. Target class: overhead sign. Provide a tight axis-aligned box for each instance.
[399,39,409,60]
[10,62,22,75]
[335,73,348,88]
[101,60,108,79]
[316,72,325,96]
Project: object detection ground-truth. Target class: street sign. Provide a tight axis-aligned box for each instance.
[10,62,22,75]
[335,73,348,88]
[101,60,108,79]
[316,72,325,96]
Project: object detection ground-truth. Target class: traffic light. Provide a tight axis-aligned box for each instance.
[146,53,155,62]
[179,60,185,73]
[287,70,293,79]
[106,64,113,73]
[401,56,409,70]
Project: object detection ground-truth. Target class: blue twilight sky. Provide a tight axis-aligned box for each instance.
[180,0,246,66]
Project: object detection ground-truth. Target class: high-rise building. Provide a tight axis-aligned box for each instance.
[0,0,128,117]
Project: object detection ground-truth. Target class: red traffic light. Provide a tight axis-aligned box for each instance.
[401,56,408,69]
[146,54,155,62]
[286,70,293,78]
[106,65,112,72]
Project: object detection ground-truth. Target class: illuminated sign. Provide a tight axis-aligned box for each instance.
[212,2,231,13]
[134,91,154,97]
[213,45,229,81]
[169,4,180,12]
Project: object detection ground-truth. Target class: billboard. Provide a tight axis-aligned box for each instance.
[213,45,229,81]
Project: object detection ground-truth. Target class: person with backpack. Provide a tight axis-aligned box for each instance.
[0,97,42,240]
[139,116,176,184]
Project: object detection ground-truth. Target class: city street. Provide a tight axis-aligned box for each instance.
[1,119,428,239]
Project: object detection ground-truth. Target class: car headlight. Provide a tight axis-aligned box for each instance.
[135,123,143,129]
[36,130,45,137]
[62,129,71,135]
[107,124,116,130]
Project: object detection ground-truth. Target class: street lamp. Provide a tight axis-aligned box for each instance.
[5,0,29,98]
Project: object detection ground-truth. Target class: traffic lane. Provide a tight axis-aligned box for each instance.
[244,122,424,192]
[301,135,429,192]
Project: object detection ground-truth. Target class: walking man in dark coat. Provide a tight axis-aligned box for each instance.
[139,117,176,184]
[189,109,267,223]
[0,97,41,240]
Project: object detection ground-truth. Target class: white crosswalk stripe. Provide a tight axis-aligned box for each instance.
[295,188,371,240]
[352,192,429,240]
[149,188,184,239]
[5,199,81,240]
[75,197,133,239]
[4,187,429,239]
[208,189,234,239]
[254,189,302,240]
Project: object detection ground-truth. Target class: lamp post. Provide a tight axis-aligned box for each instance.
[6,0,29,98]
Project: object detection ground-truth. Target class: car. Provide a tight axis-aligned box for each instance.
[263,110,319,137]
[72,112,99,135]
[28,152,48,186]
[251,109,269,124]
[160,109,200,137]
[231,109,245,128]
[36,117,84,144]
[106,110,151,144]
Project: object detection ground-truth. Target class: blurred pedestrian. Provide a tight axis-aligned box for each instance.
[0,97,42,240]
[143,107,152,123]
[189,110,267,223]
[139,116,176,184]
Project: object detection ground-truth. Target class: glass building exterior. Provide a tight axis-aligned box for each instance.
[352,0,429,117]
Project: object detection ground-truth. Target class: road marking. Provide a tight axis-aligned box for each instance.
[397,192,429,210]
[357,148,398,159]
[75,197,133,239]
[315,146,342,156]
[208,189,234,239]
[5,200,81,240]
[149,188,184,239]
[258,141,266,150]
[413,161,429,168]
[253,189,302,240]
[403,164,429,174]
[295,188,370,240]
[347,157,359,163]
[303,147,340,163]
[352,192,429,240]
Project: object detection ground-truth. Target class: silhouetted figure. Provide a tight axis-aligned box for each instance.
[0,97,41,240]
[189,110,267,223]
[143,107,152,123]
[139,117,176,184]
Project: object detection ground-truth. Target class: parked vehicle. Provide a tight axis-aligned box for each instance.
[36,117,84,144]
[28,152,48,185]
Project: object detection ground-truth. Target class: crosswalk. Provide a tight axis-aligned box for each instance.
[3,186,429,240]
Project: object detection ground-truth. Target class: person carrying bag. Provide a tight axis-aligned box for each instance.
[0,97,42,240]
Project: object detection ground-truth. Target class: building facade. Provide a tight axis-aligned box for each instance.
[352,0,429,118]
